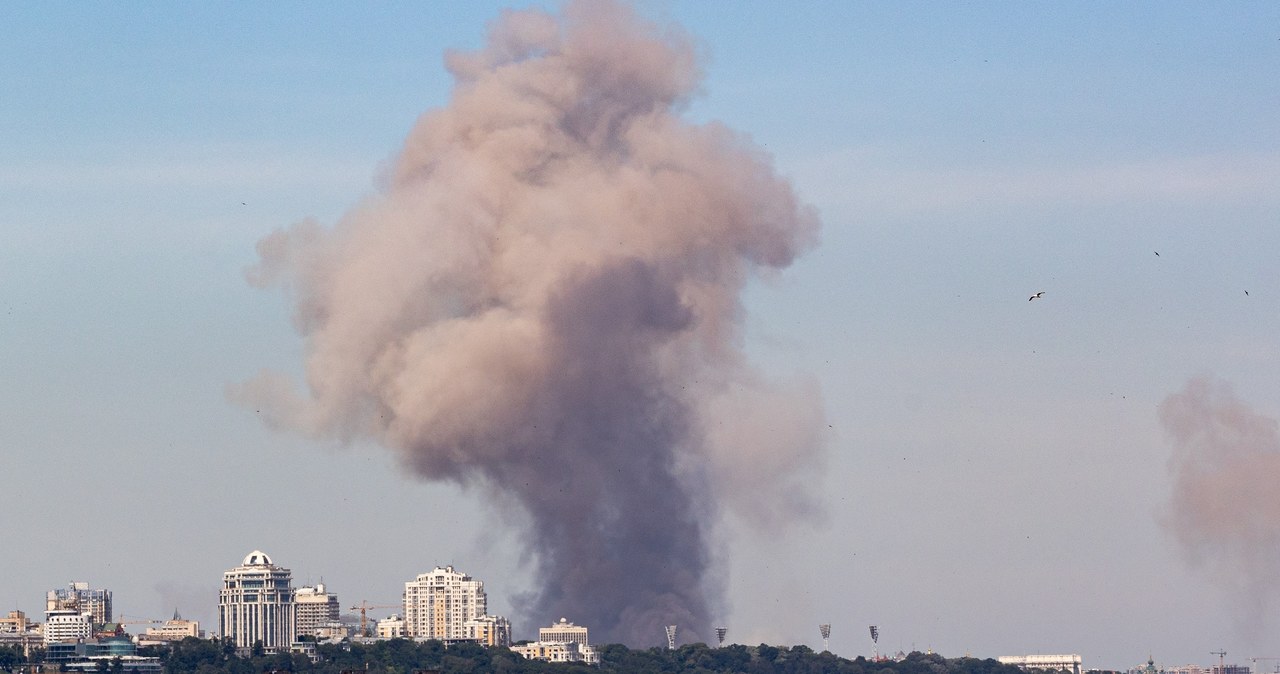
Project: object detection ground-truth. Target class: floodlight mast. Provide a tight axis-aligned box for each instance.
[869,625,879,661]
[715,627,727,647]
[665,625,678,650]
[820,624,831,653]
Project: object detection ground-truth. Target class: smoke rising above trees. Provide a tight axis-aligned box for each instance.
[1161,377,1280,638]
[235,0,824,645]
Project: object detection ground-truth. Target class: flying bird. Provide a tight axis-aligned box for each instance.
[1154,251,1160,256]
[1029,291,1044,301]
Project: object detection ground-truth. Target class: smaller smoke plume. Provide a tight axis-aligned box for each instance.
[1160,377,1280,635]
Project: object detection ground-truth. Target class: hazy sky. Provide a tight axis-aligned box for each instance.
[2,0,1279,668]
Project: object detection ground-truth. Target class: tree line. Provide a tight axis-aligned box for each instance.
[1,639,1030,674]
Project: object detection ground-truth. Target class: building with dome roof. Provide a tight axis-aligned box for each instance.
[218,550,295,654]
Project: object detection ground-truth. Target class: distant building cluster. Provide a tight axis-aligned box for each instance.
[2,550,602,670]
[8,566,1258,674]
[1003,654,1257,674]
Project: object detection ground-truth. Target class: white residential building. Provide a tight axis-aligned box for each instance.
[294,583,340,639]
[218,550,295,654]
[43,609,91,645]
[403,566,486,641]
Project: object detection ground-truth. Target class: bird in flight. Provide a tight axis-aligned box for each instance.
[1029,291,1044,301]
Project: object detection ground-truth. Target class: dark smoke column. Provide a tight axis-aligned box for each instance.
[237,0,824,646]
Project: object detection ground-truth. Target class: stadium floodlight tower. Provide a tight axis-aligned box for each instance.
[820,624,831,653]
[665,625,678,650]
[715,627,727,647]
[869,625,879,660]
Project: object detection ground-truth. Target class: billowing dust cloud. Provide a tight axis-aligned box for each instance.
[1161,377,1280,635]
[236,0,823,645]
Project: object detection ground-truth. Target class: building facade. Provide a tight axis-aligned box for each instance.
[464,614,511,647]
[539,618,588,645]
[218,550,295,654]
[294,583,340,639]
[143,610,201,641]
[47,582,112,625]
[403,566,486,641]
[511,641,599,665]
[1000,655,1084,674]
[513,618,597,665]
[376,615,405,640]
[43,609,92,645]
[0,611,41,657]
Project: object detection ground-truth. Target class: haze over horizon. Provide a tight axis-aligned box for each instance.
[2,1,1279,668]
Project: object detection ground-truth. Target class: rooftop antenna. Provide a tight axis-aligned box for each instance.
[665,625,678,650]
[715,627,727,647]
[820,624,831,652]
[869,625,880,661]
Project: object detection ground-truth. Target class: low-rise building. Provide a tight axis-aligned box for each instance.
[143,610,202,641]
[511,640,599,665]
[376,615,405,640]
[1000,654,1084,674]
[0,611,41,658]
[540,618,588,645]
[464,615,511,647]
[512,618,597,665]
[314,621,351,642]
[63,656,163,673]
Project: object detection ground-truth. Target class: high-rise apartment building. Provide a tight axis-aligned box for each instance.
[46,582,112,625]
[403,566,486,641]
[218,550,295,654]
[294,583,340,639]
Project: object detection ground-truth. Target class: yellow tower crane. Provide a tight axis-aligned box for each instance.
[349,601,399,637]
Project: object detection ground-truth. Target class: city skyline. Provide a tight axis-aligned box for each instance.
[2,0,1279,668]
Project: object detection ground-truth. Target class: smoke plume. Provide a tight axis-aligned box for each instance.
[1161,377,1280,635]
[235,1,823,645]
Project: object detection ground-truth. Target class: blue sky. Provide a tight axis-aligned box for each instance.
[2,1,1279,667]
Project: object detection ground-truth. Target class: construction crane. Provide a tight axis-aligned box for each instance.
[349,601,399,637]
[103,616,161,638]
